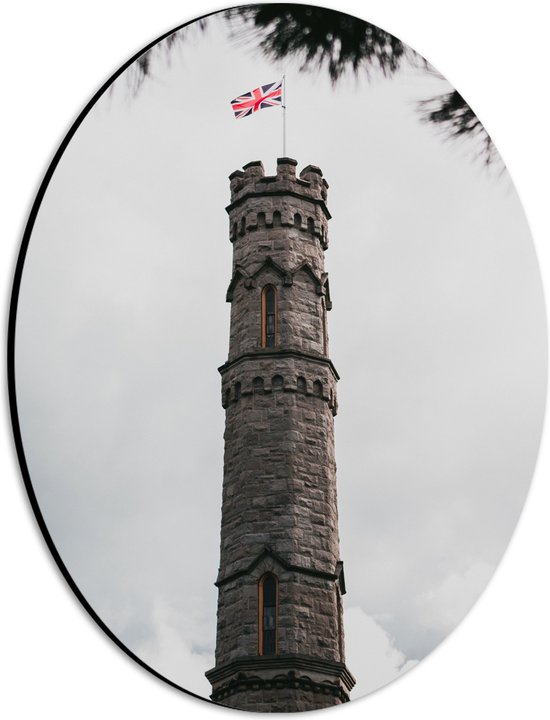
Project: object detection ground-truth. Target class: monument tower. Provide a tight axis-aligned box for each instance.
[206,158,355,711]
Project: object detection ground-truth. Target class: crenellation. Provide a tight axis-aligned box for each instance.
[243,159,265,178]
[276,156,298,178]
[220,358,338,416]
[227,158,331,220]
[232,208,325,239]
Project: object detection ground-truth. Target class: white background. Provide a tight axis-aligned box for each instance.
[1,1,548,718]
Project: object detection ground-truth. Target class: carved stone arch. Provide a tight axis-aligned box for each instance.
[292,261,323,294]
[252,256,287,282]
[272,374,284,391]
[226,266,253,302]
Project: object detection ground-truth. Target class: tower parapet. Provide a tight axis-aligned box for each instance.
[228,157,329,205]
[227,158,330,254]
[207,159,354,712]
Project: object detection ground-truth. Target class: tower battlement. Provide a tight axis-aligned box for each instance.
[227,158,331,252]
[227,157,330,213]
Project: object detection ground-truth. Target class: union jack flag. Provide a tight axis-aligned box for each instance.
[230,80,283,119]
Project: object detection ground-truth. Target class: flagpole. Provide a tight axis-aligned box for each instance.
[282,74,286,156]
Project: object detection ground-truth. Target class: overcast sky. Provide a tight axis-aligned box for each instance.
[13,8,546,703]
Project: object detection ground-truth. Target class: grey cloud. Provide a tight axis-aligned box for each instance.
[14,16,546,700]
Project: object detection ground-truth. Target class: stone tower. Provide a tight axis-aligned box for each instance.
[206,158,355,711]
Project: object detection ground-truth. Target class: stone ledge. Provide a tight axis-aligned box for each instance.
[210,670,349,705]
[219,349,340,381]
[221,379,338,415]
[226,189,332,220]
[206,653,356,700]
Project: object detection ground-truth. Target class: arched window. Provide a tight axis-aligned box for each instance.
[307,217,315,234]
[234,382,241,401]
[294,213,302,228]
[259,573,278,656]
[313,379,323,397]
[273,210,281,227]
[240,217,246,235]
[253,376,264,393]
[272,374,283,391]
[297,376,307,394]
[261,285,277,348]
[257,212,266,227]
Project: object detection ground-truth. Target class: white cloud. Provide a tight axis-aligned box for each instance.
[344,606,418,698]
[132,596,213,700]
[412,561,496,638]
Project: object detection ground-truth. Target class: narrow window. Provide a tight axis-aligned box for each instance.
[259,573,278,655]
[321,298,327,355]
[294,213,302,228]
[261,285,277,348]
[273,210,281,227]
[257,212,266,227]
[307,217,315,234]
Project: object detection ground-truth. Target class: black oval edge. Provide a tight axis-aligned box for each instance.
[6,6,236,709]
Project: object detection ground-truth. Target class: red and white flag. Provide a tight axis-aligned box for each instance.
[230,80,283,119]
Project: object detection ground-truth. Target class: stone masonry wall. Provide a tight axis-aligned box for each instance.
[217,362,339,582]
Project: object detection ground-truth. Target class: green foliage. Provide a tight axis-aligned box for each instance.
[226,4,411,81]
